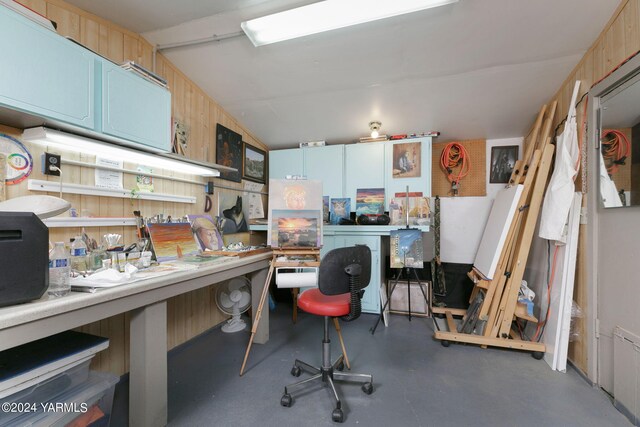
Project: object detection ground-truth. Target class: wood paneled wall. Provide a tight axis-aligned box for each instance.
[538,0,639,373]
[3,0,269,375]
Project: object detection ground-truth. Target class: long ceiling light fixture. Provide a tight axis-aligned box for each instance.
[23,127,225,177]
[241,0,458,47]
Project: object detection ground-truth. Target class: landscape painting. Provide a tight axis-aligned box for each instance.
[355,188,385,215]
[270,209,321,248]
[243,143,266,183]
[147,223,200,262]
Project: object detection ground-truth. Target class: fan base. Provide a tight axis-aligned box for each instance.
[222,317,246,333]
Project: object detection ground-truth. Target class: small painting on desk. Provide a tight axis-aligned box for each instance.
[355,188,385,215]
[147,223,200,263]
[392,142,421,178]
[329,198,351,225]
[187,214,223,251]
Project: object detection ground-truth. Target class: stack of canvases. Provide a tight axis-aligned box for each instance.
[434,91,582,363]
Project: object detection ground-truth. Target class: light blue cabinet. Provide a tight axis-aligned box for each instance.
[344,142,385,209]
[0,6,95,129]
[269,148,304,180]
[101,61,171,152]
[303,145,344,201]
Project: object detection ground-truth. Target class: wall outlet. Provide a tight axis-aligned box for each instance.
[42,152,61,176]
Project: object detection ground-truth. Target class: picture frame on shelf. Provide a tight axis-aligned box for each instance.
[242,143,266,184]
[490,145,518,184]
[216,124,242,182]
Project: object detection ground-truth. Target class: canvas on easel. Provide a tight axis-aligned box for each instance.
[390,229,424,268]
[268,179,323,247]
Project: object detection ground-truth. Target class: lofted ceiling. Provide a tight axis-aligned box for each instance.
[66,0,620,149]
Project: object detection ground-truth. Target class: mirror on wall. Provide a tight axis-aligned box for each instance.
[598,75,640,208]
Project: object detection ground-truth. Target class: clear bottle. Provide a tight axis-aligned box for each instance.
[49,242,71,297]
[70,236,88,272]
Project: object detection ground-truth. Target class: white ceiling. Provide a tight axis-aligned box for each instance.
[67,0,620,149]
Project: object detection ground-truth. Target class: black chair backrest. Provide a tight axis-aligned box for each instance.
[318,245,371,296]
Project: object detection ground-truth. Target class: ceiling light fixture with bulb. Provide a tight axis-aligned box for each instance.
[369,121,382,138]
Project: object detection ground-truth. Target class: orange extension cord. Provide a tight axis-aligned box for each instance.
[439,142,471,191]
[601,129,630,175]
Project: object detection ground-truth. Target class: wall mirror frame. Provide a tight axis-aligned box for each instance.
[590,53,640,209]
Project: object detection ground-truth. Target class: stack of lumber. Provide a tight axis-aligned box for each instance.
[433,102,557,357]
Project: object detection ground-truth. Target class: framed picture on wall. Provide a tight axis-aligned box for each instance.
[392,142,421,178]
[489,145,519,183]
[215,124,242,182]
[242,143,266,184]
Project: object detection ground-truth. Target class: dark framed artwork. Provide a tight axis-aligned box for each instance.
[489,145,519,183]
[243,142,266,184]
[215,124,242,182]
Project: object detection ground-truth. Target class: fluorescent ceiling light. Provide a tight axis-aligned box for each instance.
[23,127,223,177]
[241,0,458,46]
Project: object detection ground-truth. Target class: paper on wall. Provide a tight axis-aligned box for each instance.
[243,181,265,219]
[95,157,123,189]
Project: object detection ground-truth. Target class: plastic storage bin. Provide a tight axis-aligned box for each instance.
[3,371,118,427]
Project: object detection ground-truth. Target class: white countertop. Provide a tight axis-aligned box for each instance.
[0,252,272,330]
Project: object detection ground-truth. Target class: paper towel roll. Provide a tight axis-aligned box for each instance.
[276,271,318,288]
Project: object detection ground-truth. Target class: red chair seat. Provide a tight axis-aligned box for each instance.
[298,289,350,317]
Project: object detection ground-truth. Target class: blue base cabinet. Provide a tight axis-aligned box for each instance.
[0,6,95,129]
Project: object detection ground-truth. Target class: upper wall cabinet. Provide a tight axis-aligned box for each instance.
[0,6,95,129]
[101,61,171,152]
[344,142,385,206]
[303,145,344,201]
[269,145,344,200]
[269,148,304,179]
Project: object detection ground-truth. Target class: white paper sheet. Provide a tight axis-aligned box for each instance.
[95,157,123,189]
[244,181,265,219]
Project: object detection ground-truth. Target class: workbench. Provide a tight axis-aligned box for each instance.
[0,252,272,427]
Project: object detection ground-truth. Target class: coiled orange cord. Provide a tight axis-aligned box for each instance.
[601,129,630,175]
[439,142,471,191]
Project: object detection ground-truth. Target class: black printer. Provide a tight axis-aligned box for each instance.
[0,212,49,307]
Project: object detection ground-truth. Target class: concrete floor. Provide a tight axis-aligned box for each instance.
[140,303,631,427]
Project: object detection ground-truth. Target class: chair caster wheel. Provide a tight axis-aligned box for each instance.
[441,340,450,347]
[291,366,301,377]
[362,382,373,395]
[336,362,345,371]
[281,393,293,407]
[332,408,344,423]
[532,351,544,360]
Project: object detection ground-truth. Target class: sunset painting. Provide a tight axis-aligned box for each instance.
[356,188,385,215]
[147,223,200,262]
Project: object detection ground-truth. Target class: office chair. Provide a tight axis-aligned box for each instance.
[280,246,374,423]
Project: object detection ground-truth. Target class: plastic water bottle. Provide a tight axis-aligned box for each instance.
[70,236,88,272]
[49,242,71,297]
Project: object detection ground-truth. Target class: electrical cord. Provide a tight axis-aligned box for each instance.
[601,129,630,175]
[439,142,470,195]
[49,165,63,199]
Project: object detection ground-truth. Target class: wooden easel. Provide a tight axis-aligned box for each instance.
[240,247,352,375]
[433,102,557,356]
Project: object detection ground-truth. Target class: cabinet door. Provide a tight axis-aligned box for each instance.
[0,7,95,129]
[269,149,303,180]
[341,235,381,314]
[102,61,171,152]
[303,145,344,201]
[344,143,385,212]
[384,137,432,207]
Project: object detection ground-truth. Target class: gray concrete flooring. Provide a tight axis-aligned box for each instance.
[161,304,630,427]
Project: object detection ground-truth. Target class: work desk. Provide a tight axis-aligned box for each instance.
[0,252,272,427]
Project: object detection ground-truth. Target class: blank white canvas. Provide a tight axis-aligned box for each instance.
[542,193,582,371]
[473,185,523,279]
